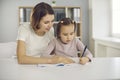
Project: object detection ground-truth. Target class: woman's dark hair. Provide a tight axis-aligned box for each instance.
[56,18,76,38]
[31,2,54,31]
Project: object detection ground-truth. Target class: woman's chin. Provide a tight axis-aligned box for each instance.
[45,29,50,32]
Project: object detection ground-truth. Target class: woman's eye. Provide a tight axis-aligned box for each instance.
[51,20,54,23]
[44,22,49,24]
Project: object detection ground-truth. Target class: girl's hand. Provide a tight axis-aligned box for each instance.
[79,57,89,65]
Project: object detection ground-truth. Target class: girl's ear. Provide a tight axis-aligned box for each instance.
[58,35,61,38]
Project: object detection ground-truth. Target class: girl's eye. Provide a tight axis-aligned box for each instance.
[63,33,67,36]
[70,32,74,35]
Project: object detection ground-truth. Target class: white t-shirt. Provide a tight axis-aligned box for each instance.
[17,23,54,56]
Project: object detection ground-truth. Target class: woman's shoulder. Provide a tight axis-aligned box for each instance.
[19,23,32,31]
[17,23,32,41]
[19,24,30,29]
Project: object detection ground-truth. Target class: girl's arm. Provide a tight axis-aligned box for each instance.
[76,39,93,60]
[76,39,93,64]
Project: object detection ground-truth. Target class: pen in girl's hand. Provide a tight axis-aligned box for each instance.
[81,45,87,57]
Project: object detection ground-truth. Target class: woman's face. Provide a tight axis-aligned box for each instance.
[39,14,54,33]
[59,24,75,44]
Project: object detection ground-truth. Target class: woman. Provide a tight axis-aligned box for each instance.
[17,2,74,64]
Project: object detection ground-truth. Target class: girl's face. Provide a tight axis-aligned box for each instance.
[59,24,75,44]
[38,14,54,33]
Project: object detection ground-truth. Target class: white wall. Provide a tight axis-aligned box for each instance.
[89,0,112,55]
[92,0,111,38]
[0,0,90,48]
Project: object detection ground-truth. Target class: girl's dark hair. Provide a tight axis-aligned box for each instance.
[31,2,54,31]
[56,18,76,38]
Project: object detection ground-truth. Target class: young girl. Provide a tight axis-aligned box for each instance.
[43,18,93,65]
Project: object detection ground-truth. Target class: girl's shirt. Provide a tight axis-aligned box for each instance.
[17,23,54,57]
[43,38,93,60]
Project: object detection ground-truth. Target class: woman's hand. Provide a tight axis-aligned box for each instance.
[58,56,75,64]
[51,56,75,64]
[79,57,89,65]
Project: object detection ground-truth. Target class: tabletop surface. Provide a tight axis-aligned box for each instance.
[0,57,120,80]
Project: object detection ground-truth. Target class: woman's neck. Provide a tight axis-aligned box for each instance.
[35,30,45,36]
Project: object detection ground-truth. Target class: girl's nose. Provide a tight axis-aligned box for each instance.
[67,35,70,39]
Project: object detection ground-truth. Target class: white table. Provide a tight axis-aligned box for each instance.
[0,57,120,80]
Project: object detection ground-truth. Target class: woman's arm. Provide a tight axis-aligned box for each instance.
[17,40,74,64]
[17,40,52,64]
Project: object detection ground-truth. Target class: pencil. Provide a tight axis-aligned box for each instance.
[81,45,87,57]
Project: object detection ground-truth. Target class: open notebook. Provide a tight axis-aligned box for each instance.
[37,57,80,67]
